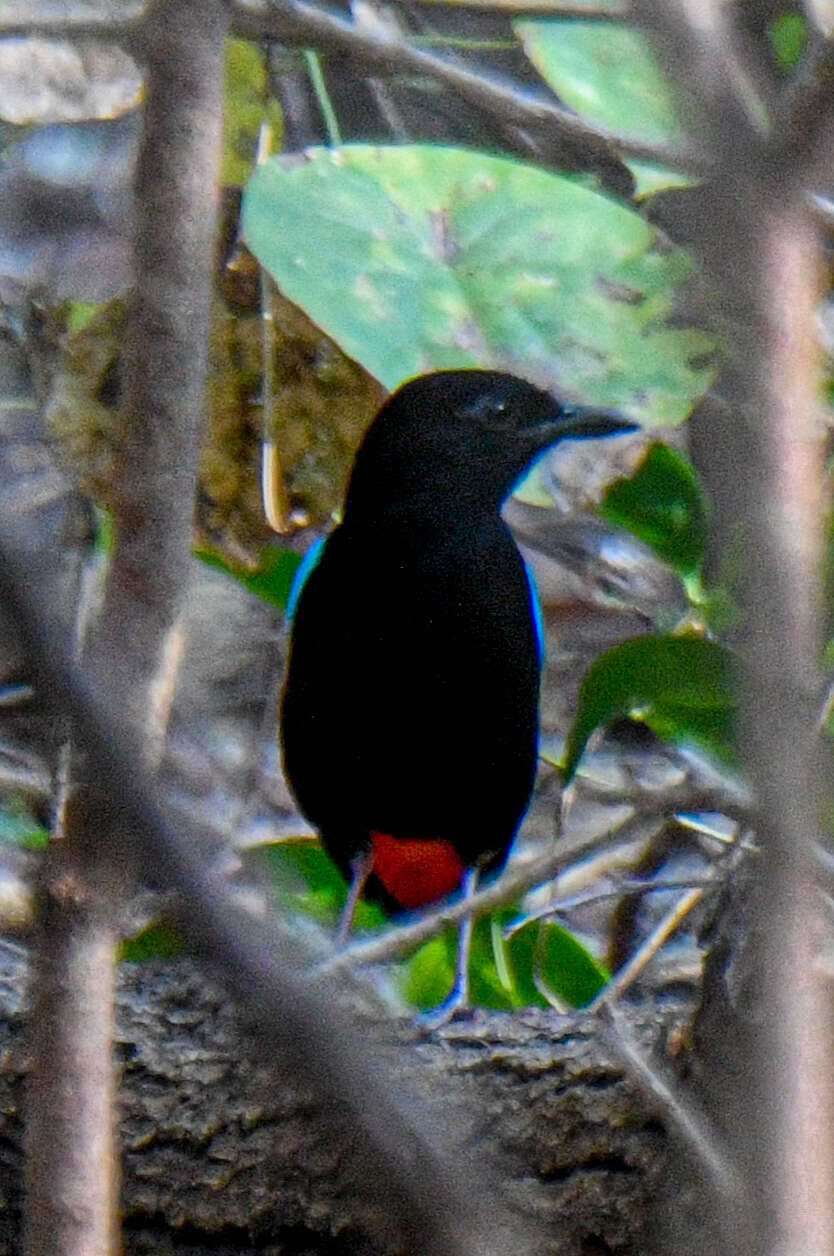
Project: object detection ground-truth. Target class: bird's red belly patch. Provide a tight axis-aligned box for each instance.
[370,830,465,909]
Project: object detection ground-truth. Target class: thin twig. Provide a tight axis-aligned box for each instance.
[407,0,628,11]
[506,874,725,935]
[502,827,661,938]
[22,6,230,1256]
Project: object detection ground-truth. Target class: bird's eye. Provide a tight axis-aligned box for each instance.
[461,395,512,426]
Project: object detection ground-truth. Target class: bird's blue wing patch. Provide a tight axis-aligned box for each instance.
[523,558,545,666]
[287,535,328,620]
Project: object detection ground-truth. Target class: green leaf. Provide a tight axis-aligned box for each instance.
[402,908,548,1011]
[65,301,100,334]
[222,38,283,186]
[489,909,547,1008]
[252,839,386,931]
[627,161,699,200]
[515,20,684,146]
[0,801,48,849]
[195,543,301,612]
[563,634,737,783]
[120,921,185,962]
[533,920,609,1009]
[768,13,807,74]
[403,931,458,1009]
[514,21,700,197]
[243,144,713,425]
[599,442,709,579]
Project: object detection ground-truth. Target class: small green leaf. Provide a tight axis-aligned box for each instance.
[66,301,100,333]
[0,801,48,849]
[599,442,709,579]
[515,20,684,146]
[490,909,547,1008]
[120,921,185,962]
[402,908,547,1011]
[222,38,283,186]
[533,920,609,1008]
[628,162,699,200]
[769,13,807,73]
[403,931,457,1008]
[563,634,737,783]
[252,839,386,931]
[195,544,302,611]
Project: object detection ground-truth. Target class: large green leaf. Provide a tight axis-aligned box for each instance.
[563,634,737,783]
[243,144,712,424]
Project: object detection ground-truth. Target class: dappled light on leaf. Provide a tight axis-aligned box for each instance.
[244,144,713,424]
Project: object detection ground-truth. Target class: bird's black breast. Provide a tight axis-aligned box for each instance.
[280,514,541,874]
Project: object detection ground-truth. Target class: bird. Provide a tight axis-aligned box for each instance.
[280,368,637,1010]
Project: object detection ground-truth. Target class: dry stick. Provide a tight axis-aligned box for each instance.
[506,874,725,935]
[633,0,769,140]
[5,2,537,1249]
[502,827,664,937]
[22,5,229,1256]
[413,0,626,10]
[741,188,834,1256]
[633,6,834,1256]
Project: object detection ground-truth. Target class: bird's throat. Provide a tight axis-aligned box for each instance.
[370,830,465,909]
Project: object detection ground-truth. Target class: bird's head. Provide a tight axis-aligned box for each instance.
[344,369,639,521]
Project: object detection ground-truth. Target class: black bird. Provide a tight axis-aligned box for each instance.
[281,369,637,1001]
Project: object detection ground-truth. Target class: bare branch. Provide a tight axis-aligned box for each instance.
[633,0,770,153]
[773,34,834,176]
[22,5,230,1256]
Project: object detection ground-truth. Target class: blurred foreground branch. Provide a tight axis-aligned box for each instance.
[633,4,834,1255]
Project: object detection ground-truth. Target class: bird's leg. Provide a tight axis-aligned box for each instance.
[453,865,479,1007]
[336,847,374,947]
[418,866,479,1028]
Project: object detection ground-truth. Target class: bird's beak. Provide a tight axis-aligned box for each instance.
[548,404,640,441]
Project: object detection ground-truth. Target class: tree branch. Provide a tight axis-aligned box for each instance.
[22,5,229,1256]
[631,6,834,1255]
[234,0,705,173]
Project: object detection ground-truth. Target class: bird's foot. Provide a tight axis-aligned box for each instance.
[414,977,474,1031]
